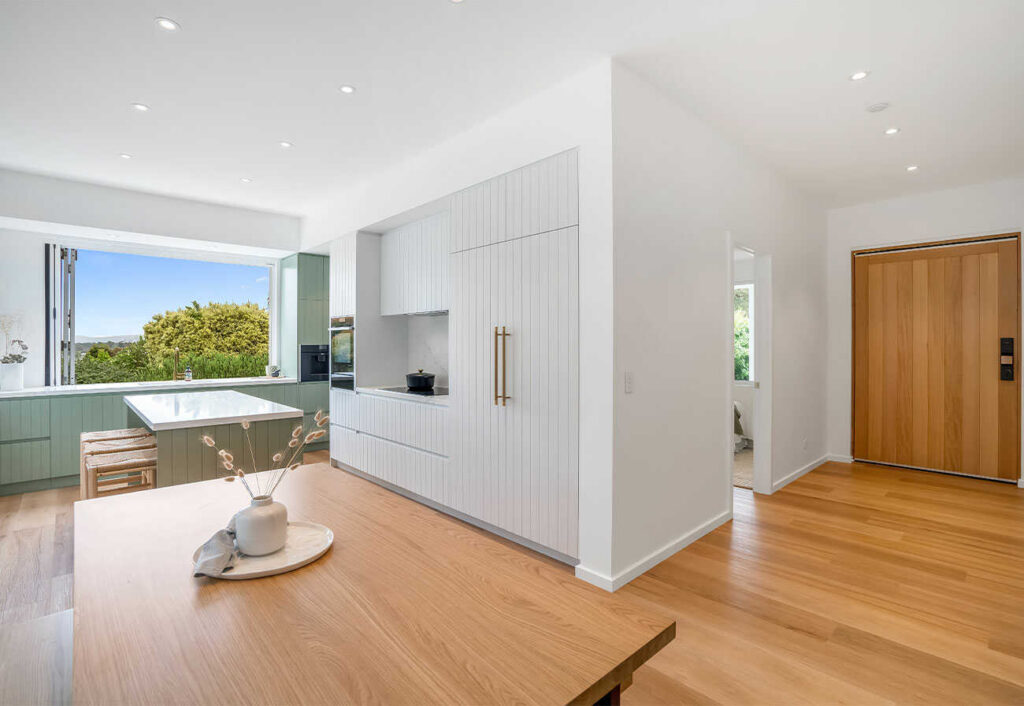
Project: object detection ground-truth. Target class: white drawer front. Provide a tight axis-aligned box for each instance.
[330,389,359,429]
[356,394,447,456]
[360,434,445,503]
[329,424,361,469]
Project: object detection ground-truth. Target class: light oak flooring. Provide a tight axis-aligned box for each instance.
[622,461,1024,705]
[4,456,1024,704]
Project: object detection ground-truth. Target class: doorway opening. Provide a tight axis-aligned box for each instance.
[732,249,755,488]
[731,246,772,493]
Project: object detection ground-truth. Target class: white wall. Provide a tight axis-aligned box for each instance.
[606,63,828,584]
[825,176,1024,462]
[0,231,46,387]
[408,315,449,387]
[304,61,617,581]
[0,168,300,252]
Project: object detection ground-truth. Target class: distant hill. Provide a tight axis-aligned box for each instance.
[76,335,140,345]
[74,335,140,357]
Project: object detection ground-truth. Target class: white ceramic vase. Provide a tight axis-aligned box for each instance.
[234,496,287,556]
[0,362,24,392]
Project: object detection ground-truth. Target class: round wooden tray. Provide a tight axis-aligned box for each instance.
[193,521,333,580]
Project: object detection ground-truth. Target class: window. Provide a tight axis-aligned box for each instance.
[734,283,754,382]
[49,248,273,385]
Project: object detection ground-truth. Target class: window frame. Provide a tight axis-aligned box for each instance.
[46,243,279,386]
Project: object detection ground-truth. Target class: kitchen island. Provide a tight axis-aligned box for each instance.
[124,389,304,488]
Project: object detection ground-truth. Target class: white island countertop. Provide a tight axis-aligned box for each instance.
[124,390,303,431]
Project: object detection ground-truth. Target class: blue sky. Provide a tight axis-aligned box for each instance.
[75,250,270,338]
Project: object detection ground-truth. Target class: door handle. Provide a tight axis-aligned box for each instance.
[1001,337,1014,381]
[501,326,510,406]
[494,326,499,406]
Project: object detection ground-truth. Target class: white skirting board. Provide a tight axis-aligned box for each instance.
[828,454,854,464]
[771,454,829,493]
[574,509,732,592]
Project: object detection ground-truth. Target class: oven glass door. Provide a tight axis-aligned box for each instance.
[331,329,353,374]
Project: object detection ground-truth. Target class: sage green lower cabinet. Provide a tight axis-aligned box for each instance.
[0,398,50,442]
[0,439,51,485]
[49,394,128,481]
[149,419,296,488]
[0,380,330,496]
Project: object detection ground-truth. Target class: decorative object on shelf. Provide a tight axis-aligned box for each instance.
[193,410,330,576]
[0,314,28,392]
[406,368,435,391]
[265,364,281,377]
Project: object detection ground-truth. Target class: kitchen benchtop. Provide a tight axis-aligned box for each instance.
[356,385,449,407]
[0,376,299,400]
[124,389,303,431]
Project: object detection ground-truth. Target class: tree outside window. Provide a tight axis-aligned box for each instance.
[734,284,754,382]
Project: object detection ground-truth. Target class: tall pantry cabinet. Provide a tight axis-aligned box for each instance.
[447,149,580,559]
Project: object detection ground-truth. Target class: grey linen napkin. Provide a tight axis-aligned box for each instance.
[193,514,239,578]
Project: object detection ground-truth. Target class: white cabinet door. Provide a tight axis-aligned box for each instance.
[450,149,578,253]
[329,234,357,317]
[360,434,446,503]
[380,212,449,315]
[330,423,361,469]
[329,388,359,430]
[448,226,579,558]
[356,394,447,457]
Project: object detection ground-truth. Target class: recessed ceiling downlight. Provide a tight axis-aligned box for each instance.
[119,154,132,160]
[131,103,150,112]
[339,85,356,94]
[155,17,179,31]
[849,70,870,81]
[885,127,900,135]
[866,102,889,113]
[906,165,919,172]
[240,178,253,183]
[279,141,293,148]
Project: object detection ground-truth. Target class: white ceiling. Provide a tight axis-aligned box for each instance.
[1,0,1021,216]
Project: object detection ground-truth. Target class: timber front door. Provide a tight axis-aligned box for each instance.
[852,234,1020,481]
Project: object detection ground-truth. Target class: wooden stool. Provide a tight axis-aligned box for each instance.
[80,429,156,499]
[83,447,157,499]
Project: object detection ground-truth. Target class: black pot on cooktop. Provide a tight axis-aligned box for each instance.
[406,369,435,391]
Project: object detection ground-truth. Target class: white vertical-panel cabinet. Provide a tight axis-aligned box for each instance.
[449,149,578,253]
[380,212,450,315]
[448,225,579,558]
[329,234,357,317]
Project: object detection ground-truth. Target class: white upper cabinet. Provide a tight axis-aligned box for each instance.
[380,212,450,315]
[329,234,357,317]
[449,149,579,253]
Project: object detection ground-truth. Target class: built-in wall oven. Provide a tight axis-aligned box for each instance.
[329,316,354,390]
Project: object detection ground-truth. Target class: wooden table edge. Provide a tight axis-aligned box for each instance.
[567,620,676,705]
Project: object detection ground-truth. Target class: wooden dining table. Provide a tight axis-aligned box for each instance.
[73,462,674,705]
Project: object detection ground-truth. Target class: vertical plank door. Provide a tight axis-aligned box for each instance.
[852,235,1020,481]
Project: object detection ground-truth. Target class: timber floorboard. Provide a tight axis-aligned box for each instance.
[4,456,1024,704]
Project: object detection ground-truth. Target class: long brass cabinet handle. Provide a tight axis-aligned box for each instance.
[501,326,510,406]
[493,326,499,406]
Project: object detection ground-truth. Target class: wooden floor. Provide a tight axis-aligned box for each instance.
[4,457,1024,703]
[621,461,1024,704]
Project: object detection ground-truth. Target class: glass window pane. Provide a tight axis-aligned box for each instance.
[73,250,271,384]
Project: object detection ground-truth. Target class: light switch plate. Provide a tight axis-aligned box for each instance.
[624,371,634,394]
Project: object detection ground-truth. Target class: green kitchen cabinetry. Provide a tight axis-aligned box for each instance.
[0,380,329,496]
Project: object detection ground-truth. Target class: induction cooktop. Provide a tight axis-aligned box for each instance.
[380,386,449,397]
